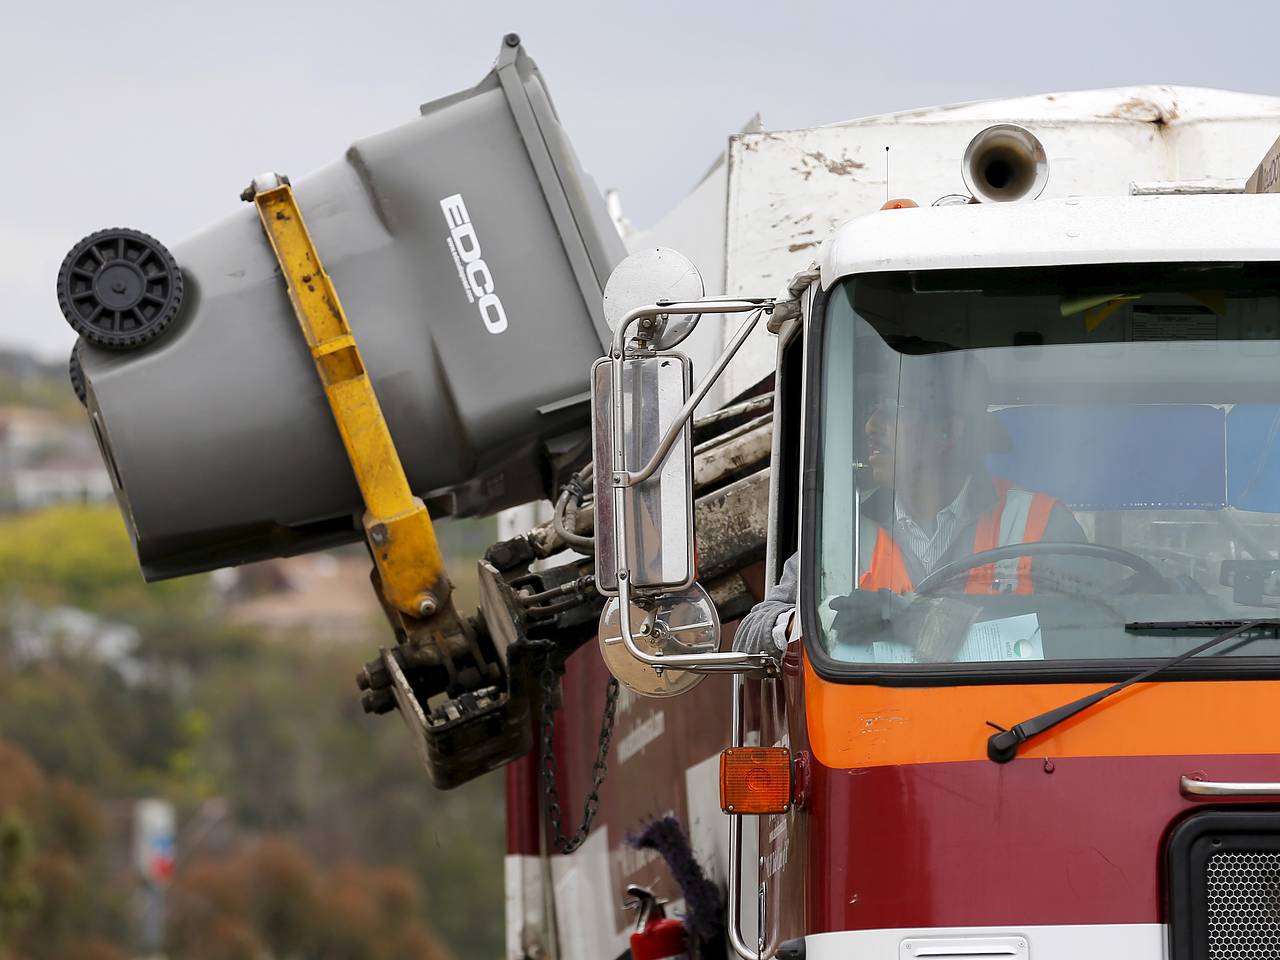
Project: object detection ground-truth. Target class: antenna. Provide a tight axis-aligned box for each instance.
[885,146,890,203]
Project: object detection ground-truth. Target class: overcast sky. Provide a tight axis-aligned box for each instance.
[3,0,1279,360]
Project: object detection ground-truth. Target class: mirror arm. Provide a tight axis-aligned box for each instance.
[611,569,775,672]
[618,304,772,488]
[610,297,774,355]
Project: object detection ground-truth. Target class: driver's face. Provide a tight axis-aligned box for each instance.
[865,400,951,488]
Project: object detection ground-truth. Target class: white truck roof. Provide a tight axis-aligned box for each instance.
[821,192,1280,287]
[632,85,1280,402]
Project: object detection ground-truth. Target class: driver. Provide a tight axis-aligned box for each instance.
[735,349,1088,658]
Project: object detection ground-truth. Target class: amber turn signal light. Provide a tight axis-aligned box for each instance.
[719,747,792,814]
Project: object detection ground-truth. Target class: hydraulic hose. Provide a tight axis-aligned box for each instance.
[553,465,595,552]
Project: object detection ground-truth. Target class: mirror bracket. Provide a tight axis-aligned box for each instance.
[610,299,774,488]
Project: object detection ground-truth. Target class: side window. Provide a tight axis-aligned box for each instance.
[772,324,805,585]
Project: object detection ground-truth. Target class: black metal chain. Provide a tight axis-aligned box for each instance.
[539,655,620,854]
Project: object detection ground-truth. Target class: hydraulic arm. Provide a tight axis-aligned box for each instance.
[248,175,451,620]
[244,174,530,788]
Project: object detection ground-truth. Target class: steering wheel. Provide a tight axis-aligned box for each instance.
[914,541,1165,595]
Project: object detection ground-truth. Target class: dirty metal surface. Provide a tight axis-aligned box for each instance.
[720,87,1280,399]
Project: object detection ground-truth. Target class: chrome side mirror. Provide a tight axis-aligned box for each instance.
[591,352,695,594]
[593,247,704,596]
[597,585,720,697]
[590,249,779,696]
[602,247,705,350]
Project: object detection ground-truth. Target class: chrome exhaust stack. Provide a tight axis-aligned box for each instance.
[962,123,1049,203]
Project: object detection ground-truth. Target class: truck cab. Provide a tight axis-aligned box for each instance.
[584,172,1280,958]
[776,189,1280,957]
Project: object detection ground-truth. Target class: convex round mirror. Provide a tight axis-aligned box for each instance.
[602,247,704,350]
[598,583,720,697]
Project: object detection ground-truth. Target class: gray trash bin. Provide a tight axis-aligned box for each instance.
[74,37,624,580]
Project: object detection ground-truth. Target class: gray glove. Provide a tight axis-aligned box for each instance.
[829,589,909,641]
[830,590,983,662]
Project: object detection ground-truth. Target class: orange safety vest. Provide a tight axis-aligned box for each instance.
[858,479,1058,595]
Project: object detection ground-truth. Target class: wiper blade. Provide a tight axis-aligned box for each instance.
[1124,619,1277,632]
[986,618,1280,764]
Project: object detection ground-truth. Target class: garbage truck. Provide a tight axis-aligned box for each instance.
[58,34,1280,960]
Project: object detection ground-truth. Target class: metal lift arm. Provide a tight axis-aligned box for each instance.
[248,176,451,620]
[245,174,531,790]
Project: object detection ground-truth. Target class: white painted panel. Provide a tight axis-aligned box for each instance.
[550,828,629,960]
[629,163,738,411]
[714,85,1280,399]
[505,854,551,960]
[684,752,728,887]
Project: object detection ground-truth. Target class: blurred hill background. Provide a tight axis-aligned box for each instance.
[0,348,505,960]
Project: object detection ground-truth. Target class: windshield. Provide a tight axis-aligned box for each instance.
[813,263,1280,668]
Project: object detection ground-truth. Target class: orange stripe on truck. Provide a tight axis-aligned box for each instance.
[804,652,1280,768]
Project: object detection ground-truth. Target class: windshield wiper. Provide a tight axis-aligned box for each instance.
[986,619,1280,763]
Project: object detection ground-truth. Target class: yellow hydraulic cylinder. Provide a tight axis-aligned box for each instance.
[250,181,449,619]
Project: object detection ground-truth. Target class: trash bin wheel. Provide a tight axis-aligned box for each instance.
[68,340,87,407]
[57,228,183,350]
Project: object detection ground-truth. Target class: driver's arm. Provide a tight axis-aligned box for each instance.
[733,553,799,655]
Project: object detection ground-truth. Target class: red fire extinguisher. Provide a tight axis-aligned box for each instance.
[627,884,689,960]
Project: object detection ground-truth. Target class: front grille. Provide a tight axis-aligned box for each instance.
[1206,851,1280,959]
[1168,811,1280,960]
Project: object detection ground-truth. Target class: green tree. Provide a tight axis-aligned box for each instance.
[0,352,82,416]
[0,742,129,960]
[0,812,39,951]
[0,504,205,615]
[188,633,506,958]
[0,499,506,960]
[169,836,453,960]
